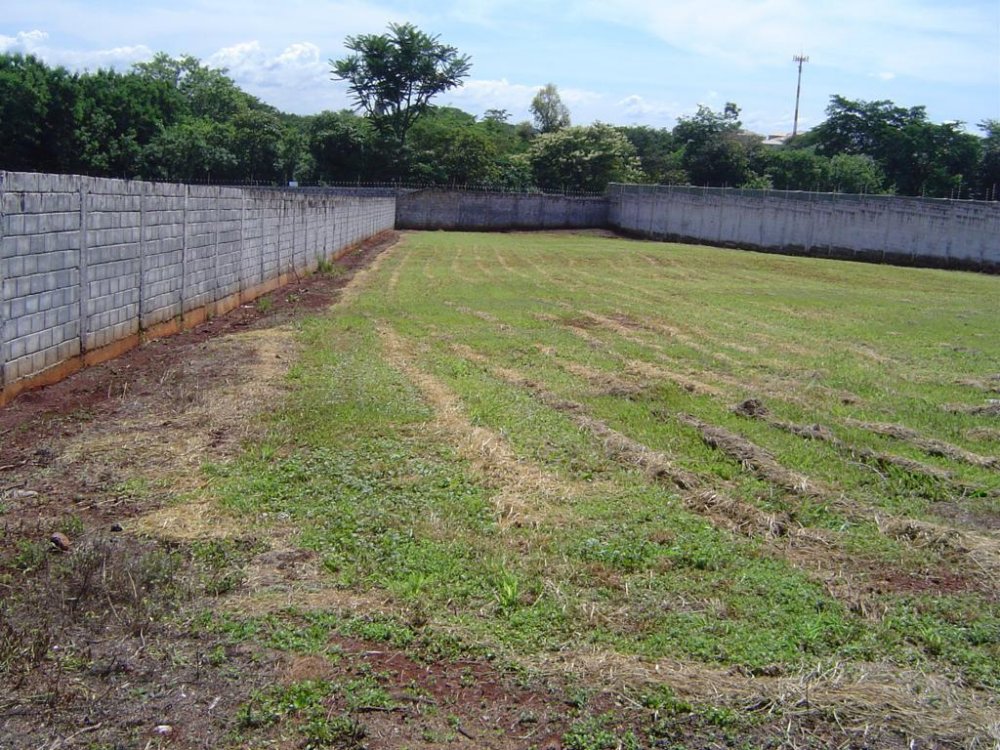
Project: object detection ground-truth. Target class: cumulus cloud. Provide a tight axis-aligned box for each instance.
[208,40,346,113]
[443,78,605,122]
[616,94,682,125]
[0,29,50,53]
[0,28,152,70]
[445,78,538,118]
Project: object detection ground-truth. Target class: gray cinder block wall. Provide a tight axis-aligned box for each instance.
[396,189,609,230]
[0,171,395,402]
[4,173,999,403]
[608,184,1000,272]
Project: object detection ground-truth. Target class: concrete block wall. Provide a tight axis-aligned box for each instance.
[0,172,395,401]
[0,173,83,383]
[141,182,186,329]
[396,189,609,230]
[608,184,1000,272]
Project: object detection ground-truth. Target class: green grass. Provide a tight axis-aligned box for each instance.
[208,232,1000,728]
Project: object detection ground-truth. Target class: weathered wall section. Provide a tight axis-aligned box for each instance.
[396,189,608,230]
[608,184,1000,271]
[0,172,395,403]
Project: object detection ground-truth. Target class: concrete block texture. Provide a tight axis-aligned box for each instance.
[396,189,610,230]
[607,184,1000,271]
[1,172,396,391]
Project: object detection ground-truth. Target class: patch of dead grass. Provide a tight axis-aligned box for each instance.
[844,418,1000,470]
[675,412,818,497]
[531,650,999,747]
[131,500,246,541]
[624,360,726,398]
[379,324,586,530]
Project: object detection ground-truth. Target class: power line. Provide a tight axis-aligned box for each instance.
[792,54,809,138]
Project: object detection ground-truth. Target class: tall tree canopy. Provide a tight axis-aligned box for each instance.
[529,123,641,192]
[331,23,471,151]
[803,95,981,197]
[672,103,760,187]
[2,50,996,198]
[530,84,571,134]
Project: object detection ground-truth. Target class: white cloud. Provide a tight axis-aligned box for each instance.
[205,40,329,87]
[207,40,346,112]
[576,0,998,85]
[0,29,50,53]
[444,78,605,122]
[448,77,538,114]
[0,28,152,70]
[616,94,682,125]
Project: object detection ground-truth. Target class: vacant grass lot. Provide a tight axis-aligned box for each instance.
[193,231,999,748]
[9,231,993,748]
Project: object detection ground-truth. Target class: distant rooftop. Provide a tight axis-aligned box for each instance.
[761,133,791,147]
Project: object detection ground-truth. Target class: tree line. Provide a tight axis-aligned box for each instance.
[1,26,997,199]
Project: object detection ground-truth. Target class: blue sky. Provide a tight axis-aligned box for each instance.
[2,0,998,136]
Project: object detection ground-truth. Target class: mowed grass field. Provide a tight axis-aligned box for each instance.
[209,231,1000,748]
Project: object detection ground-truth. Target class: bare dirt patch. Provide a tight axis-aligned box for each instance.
[0,233,411,748]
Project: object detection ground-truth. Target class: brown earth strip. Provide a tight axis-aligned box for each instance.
[0,232,405,750]
[733,400,956,482]
[733,399,1000,587]
[844,418,1000,470]
[675,412,815,496]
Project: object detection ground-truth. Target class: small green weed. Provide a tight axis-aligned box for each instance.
[562,714,641,750]
[493,568,521,611]
[236,679,331,728]
[57,515,85,536]
[236,679,366,749]
[12,540,48,572]
[255,295,274,314]
[341,674,394,711]
[191,538,264,596]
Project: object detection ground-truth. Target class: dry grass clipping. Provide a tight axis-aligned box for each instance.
[530,650,999,747]
[676,412,817,496]
[379,324,584,529]
[131,500,246,541]
[845,418,1000,470]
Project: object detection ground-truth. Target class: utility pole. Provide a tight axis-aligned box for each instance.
[792,54,809,138]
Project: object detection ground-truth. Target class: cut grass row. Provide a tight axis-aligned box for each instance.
[205,231,999,745]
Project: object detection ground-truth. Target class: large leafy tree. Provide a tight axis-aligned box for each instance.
[133,53,248,121]
[619,125,685,184]
[407,107,499,184]
[672,103,761,187]
[0,54,79,173]
[530,83,571,134]
[760,149,830,191]
[307,110,373,183]
[331,23,471,153]
[976,120,1000,200]
[529,123,641,192]
[805,96,981,197]
[74,69,183,176]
